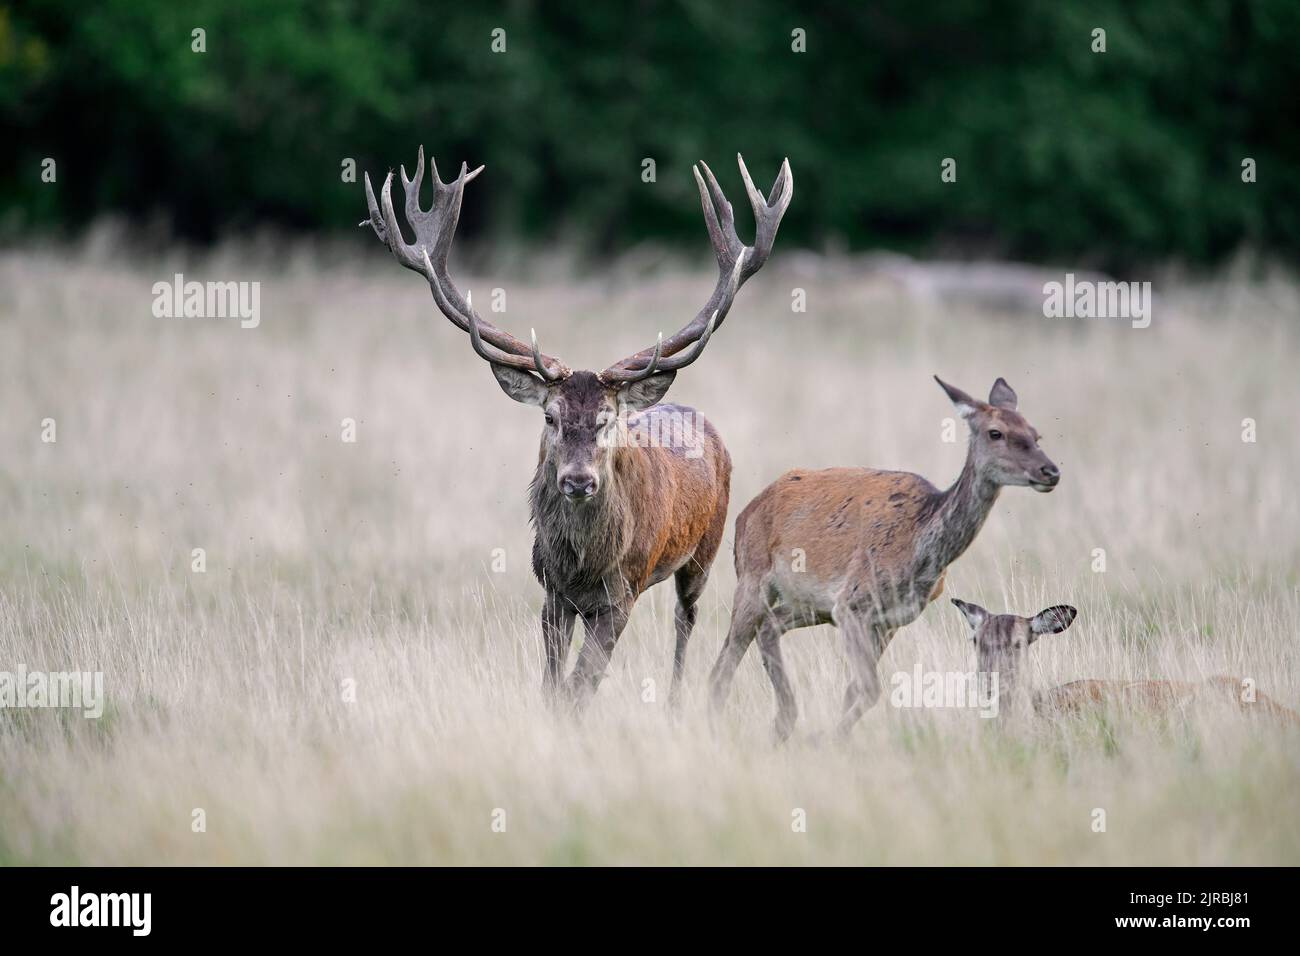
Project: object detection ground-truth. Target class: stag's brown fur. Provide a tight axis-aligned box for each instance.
[524,373,730,711]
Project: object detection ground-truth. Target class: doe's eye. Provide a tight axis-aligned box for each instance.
[988,429,1004,441]
[544,413,556,426]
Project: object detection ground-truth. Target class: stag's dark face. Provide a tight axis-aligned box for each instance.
[489,367,677,503]
[540,372,620,501]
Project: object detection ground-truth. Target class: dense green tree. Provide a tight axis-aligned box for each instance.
[2,0,1296,268]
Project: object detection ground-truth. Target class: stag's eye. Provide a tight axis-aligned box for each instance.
[544,413,556,426]
[988,429,1004,441]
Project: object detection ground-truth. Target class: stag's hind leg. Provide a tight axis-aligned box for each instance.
[671,509,727,709]
[669,563,708,709]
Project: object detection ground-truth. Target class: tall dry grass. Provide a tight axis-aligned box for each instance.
[1,234,1298,864]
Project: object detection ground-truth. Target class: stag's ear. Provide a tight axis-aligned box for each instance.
[491,364,550,406]
[988,377,1018,410]
[618,371,676,412]
[951,598,990,632]
[1029,605,1077,640]
[935,376,982,420]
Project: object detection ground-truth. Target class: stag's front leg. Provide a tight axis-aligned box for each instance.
[564,605,631,715]
[541,591,577,697]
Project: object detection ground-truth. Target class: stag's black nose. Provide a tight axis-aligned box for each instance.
[1040,464,1060,481]
[560,474,598,499]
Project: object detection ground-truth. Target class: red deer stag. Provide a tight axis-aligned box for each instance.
[709,376,1060,742]
[951,600,1300,725]
[363,148,792,712]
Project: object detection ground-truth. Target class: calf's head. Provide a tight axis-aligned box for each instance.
[951,599,1078,695]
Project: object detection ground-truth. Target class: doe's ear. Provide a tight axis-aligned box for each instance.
[491,364,550,406]
[618,371,676,412]
[935,375,982,420]
[1029,605,1078,639]
[988,377,1018,411]
[951,598,989,631]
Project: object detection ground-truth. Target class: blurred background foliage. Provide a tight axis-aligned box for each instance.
[1,0,1296,269]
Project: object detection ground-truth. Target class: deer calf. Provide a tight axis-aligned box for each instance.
[709,376,1060,742]
[950,599,1300,725]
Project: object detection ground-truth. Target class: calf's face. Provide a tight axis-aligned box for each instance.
[951,599,1078,691]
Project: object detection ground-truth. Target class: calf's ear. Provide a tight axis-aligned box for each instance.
[1029,605,1078,639]
[951,598,989,631]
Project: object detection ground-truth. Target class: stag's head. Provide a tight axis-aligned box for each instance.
[363,148,792,503]
[489,369,677,500]
[935,376,1061,492]
[951,599,1078,693]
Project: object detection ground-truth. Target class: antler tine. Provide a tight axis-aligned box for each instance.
[363,149,569,381]
[530,328,564,382]
[461,288,551,372]
[602,156,792,378]
[695,161,741,266]
[601,333,665,385]
[599,255,740,384]
[736,154,793,278]
[417,254,565,381]
[362,171,385,236]
[399,144,425,221]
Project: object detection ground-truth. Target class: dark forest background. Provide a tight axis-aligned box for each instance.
[2,0,1296,269]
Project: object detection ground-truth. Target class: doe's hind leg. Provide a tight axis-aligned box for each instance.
[755,618,797,744]
[707,585,767,722]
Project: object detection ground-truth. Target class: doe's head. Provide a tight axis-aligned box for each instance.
[935,376,1060,492]
[951,599,1078,687]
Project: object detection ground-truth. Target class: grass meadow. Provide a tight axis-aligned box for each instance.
[2,232,1298,864]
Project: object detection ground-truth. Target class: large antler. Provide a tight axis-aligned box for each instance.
[362,147,569,381]
[598,154,793,384]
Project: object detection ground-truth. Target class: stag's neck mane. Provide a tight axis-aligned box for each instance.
[529,446,645,590]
